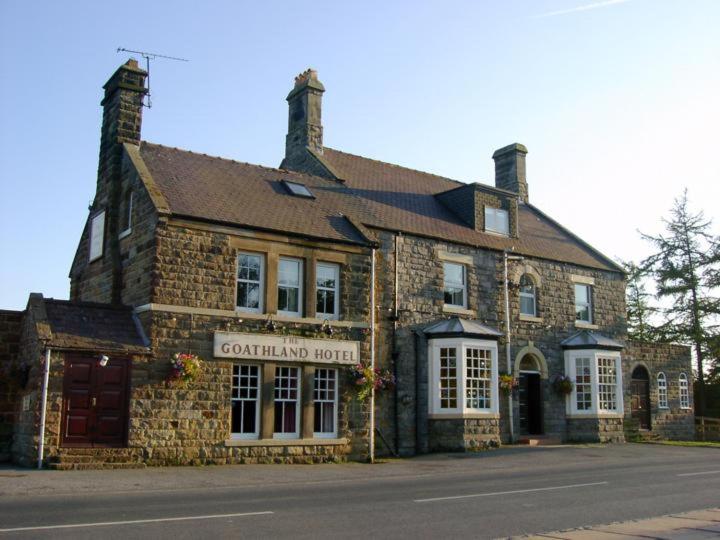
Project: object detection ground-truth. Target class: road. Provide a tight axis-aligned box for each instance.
[0,444,719,539]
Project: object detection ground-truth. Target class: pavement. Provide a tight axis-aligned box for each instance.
[520,508,720,539]
[0,443,718,539]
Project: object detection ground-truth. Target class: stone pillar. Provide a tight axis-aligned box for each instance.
[301,365,315,439]
[492,143,529,203]
[261,362,276,439]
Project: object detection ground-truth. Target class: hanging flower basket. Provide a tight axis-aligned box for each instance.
[552,374,574,395]
[167,353,202,385]
[499,374,519,395]
[348,363,395,401]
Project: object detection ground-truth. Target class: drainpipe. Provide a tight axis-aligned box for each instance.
[37,347,51,469]
[369,247,376,463]
[392,233,401,454]
[503,251,523,444]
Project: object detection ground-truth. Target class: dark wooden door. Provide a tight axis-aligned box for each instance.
[519,373,543,435]
[62,355,130,447]
[630,379,651,430]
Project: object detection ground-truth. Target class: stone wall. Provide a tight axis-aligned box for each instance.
[567,417,624,443]
[428,417,500,452]
[0,310,22,461]
[624,341,694,440]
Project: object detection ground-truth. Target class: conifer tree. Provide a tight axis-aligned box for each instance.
[622,260,660,342]
[641,191,720,416]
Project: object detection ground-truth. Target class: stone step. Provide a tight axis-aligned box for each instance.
[517,436,562,446]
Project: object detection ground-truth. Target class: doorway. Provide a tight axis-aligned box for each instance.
[518,355,543,435]
[630,365,651,430]
[61,354,130,447]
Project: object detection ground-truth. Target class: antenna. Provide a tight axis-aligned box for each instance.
[116,47,189,108]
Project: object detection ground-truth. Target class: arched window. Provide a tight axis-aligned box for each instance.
[657,372,668,409]
[519,274,536,316]
[679,373,690,409]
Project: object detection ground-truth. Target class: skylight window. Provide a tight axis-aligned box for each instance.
[282,180,314,198]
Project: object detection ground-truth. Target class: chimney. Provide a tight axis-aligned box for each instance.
[284,69,325,164]
[492,143,528,203]
[94,59,147,304]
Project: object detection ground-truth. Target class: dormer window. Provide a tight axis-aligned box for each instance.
[282,180,314,198]
[485,207,509,236]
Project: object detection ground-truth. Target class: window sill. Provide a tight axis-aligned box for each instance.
[566,412,623,419]
[428,413,500,420]
[575,321,599,330]
[225,437,348,447]
[519,314,543,323]
[118,228,132,240]
[442,305,475,316]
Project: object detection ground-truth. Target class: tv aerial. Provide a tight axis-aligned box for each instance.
[117,47,189,108]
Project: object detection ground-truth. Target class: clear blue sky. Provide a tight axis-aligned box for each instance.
[1,0,718,310]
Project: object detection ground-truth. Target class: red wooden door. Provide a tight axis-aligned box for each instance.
[62,355,130,447]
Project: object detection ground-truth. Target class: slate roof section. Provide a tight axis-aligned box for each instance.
[560,330,625,350]
[41,298,150,353]
[424,318,503,340]
[138,143,373,246]
[134,142,622,272]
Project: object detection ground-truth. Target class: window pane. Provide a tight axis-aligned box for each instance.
[520,295,535,316]
[279,259,300,286]
[575,284,589,303]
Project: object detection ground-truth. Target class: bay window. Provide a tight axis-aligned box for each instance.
[429,338,498,416]
[564,350,623,416]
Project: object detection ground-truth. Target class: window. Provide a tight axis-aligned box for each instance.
[657,372,668,409]
[430,339,498,415]
[574,284,593,323]
[443,262,467,308]
[231,365,260,439]
[519,275,536,316]
[278,257,303,317]
[575,357,592,411]
[88,210,105,262]
[119,190,133,237]
[274,366,300,438]
[679,373,690,409]
[485,207,509,236]
[314,368,337,438]
[565,350,623,416]
[237,253,264,313]
[597,356,618,412]
[316,263,340,320]
[282,180,314,198]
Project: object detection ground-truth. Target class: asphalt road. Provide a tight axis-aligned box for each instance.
[1,443,719,539]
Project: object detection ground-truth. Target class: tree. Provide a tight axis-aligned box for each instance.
[621,260,661,342]
[641,190,720,416]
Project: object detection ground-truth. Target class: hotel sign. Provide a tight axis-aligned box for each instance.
[213,331,360,365]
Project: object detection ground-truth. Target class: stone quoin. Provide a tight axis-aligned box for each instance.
[0,60,694,469]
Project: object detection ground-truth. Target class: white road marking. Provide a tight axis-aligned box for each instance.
[414,481,608,503]
[0,511,273,533]
[677,470,720,477]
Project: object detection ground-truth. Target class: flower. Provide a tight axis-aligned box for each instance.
[499,374,519,394]
[168,353,202,385]
[551,374,574,395]
[348,363,395,401]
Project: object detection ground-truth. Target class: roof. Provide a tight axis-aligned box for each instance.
[560,330,625,351]
[423,318,503,340]
[133,142,622,272]
[31,296,150,354]
[138,143,373,246]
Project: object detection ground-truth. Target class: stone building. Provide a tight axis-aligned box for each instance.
[3,60,694,468]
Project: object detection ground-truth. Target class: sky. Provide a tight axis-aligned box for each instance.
[0,0,718,311]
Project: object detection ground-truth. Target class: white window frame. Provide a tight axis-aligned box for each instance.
[236,252,264,313]
[519,274,537,316]
[574,284,593,324]
[316,262,340,320]
[657,372,668,409]
[484,207,509,236]
[443,262,467,309]
[564,349,624,416]
[313,368,338,438]
[428,338,499,416]
[88,210,106,262]
[679,372,690,409]
[273,366,301,439]
[230,364,261,440]
[278,257,303,318]
[119,191,133,239]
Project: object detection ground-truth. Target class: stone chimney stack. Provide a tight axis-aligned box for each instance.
[492,143,528,203]
[285,69,325,163]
